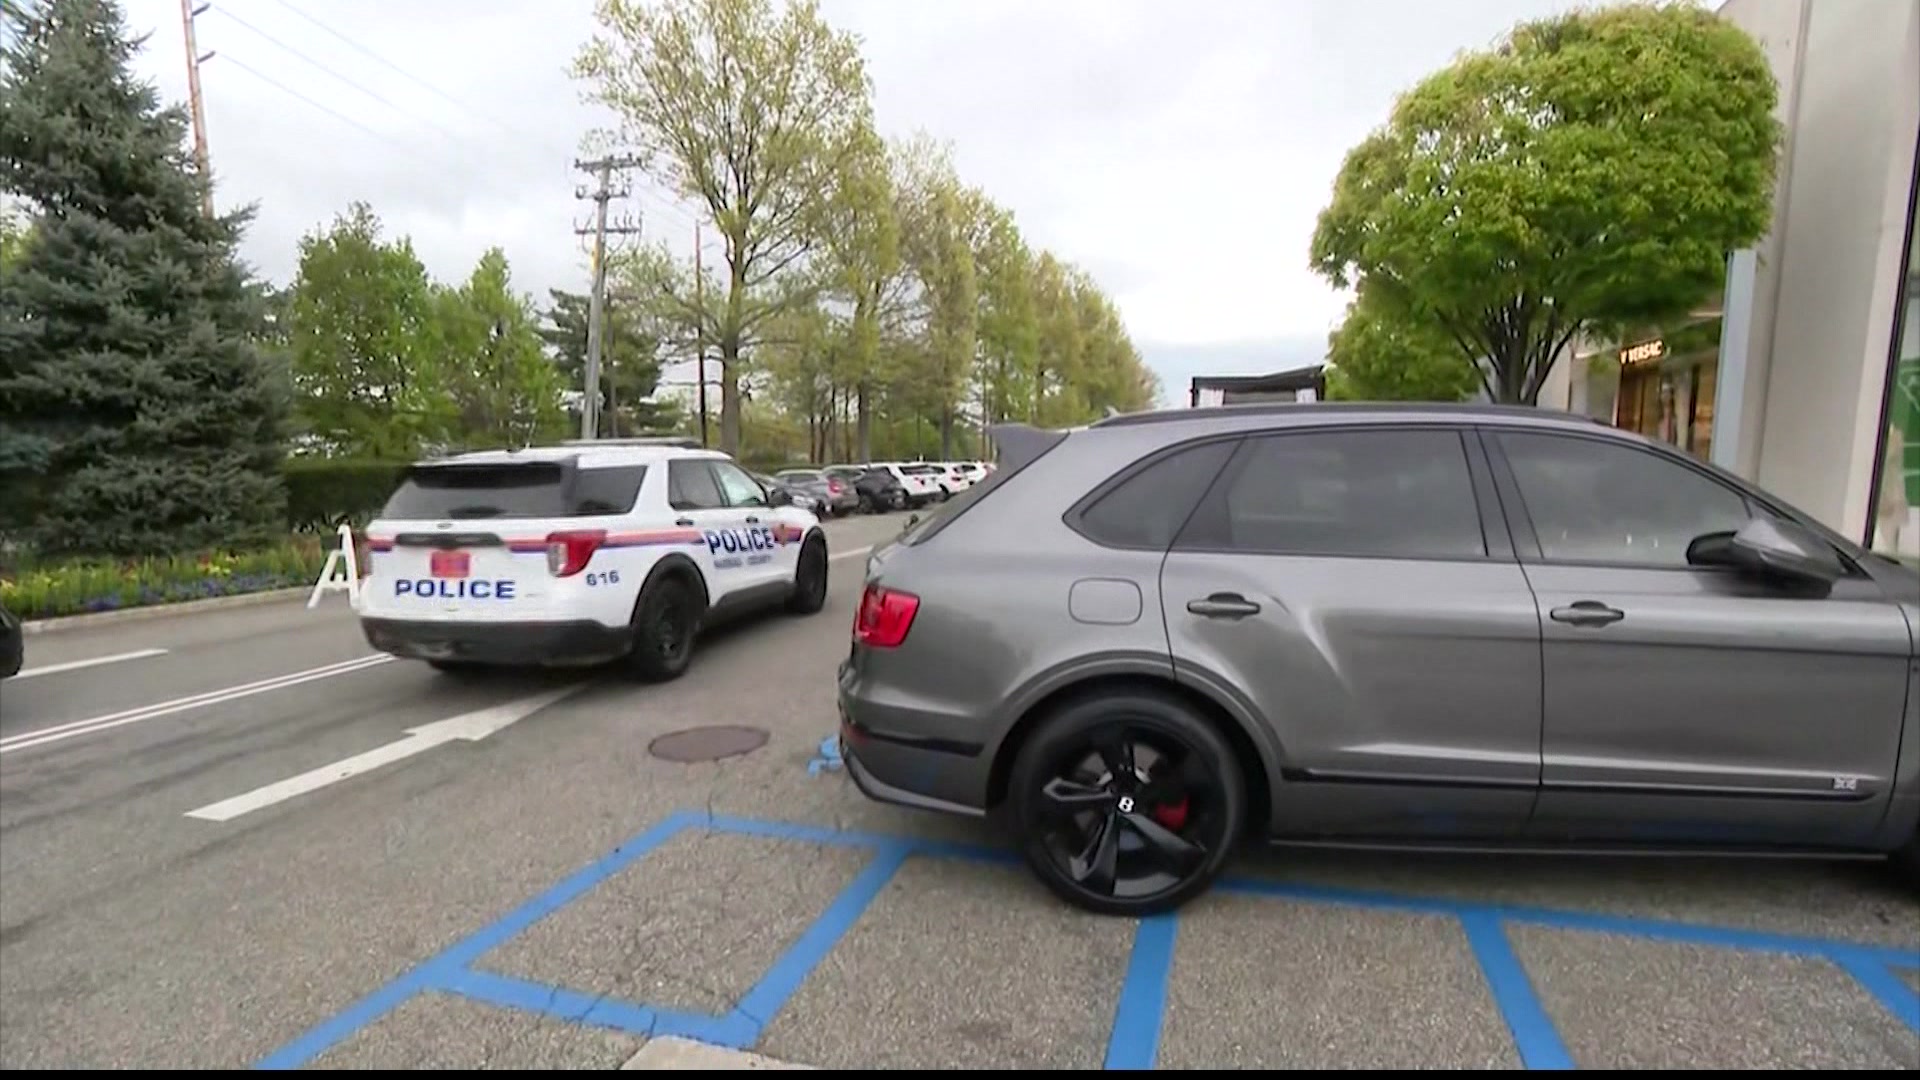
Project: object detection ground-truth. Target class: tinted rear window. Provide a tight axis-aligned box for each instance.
[380,463,648,520]
[1074,439,1239,549]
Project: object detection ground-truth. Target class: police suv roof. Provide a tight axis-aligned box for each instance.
[419,438,728,470]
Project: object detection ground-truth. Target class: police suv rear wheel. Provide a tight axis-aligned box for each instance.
[787,535,829,615]
[628,575,699,682]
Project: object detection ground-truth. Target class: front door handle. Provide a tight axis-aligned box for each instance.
[744,515,761,524]
[1187,592,1261,619]
[674,517,695,528]
[1550,601,1625,627]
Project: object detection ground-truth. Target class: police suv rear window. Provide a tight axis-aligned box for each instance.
[381,463,648,520]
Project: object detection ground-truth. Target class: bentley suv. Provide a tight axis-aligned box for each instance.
[836,402,1920,917]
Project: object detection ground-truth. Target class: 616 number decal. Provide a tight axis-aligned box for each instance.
[584,570,621,587]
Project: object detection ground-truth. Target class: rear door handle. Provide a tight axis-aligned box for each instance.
[1550,601,1625,627]
[1187,593,1261,619]
[674,517,695,528]
[744,515,761,524]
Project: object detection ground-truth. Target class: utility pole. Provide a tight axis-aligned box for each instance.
[694,219,708,448]
[572,155,643,440]
[179,0,216,217]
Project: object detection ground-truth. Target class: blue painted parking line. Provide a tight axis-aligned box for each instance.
[254,811,1920,1070]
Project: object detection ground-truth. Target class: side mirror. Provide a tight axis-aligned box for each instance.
[1688,516,1843,588]
[766,485,792,507]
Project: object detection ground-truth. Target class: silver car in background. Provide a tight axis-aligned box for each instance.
[837,402,1920,917]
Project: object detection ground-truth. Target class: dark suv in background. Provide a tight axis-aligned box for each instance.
[837,402,1920,917]
[824,465,909,514]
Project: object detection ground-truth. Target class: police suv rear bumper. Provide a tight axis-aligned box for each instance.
[360,617,631,667]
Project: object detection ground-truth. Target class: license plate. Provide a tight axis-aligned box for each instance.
[429,550,471,578]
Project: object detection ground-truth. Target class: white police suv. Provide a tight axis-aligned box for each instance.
[356,438,830,681]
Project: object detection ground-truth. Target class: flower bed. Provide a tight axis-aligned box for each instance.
[0,536,329,621]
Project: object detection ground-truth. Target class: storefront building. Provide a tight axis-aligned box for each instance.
[1545,0,1920,561]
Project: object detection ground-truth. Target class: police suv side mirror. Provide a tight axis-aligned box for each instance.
[766,485,792,507]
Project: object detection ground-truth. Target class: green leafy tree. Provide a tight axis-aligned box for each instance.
[1309,2,1782,403]
[895,137,979,459]
[0,0,287,556]
[970,196,1040,434]
[435,250,569,449]
[573,0,875,454]
[285,203,447,457]
[1324,286,1482,402]
[815,124,911,460]
[538,287,679,438]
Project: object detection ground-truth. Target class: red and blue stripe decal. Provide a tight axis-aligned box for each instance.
[364,529,717,556]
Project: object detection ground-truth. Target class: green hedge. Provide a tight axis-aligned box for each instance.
[283,458,409,533]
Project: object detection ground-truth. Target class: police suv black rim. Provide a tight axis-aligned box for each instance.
[1032,724,1223,902]
[651,588,693,660]
[799,542,825,600]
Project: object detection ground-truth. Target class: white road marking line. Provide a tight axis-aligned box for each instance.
[184,683,586,822]
[14,648,169,680]
[0,655,394,756]
[830,545,872,562]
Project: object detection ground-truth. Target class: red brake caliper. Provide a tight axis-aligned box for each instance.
[1151,798,1189,831]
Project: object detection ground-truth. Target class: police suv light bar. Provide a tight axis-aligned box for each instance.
[559,437,705,449]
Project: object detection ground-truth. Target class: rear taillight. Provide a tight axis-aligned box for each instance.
[546,529,606,577]
[854,583,919,648]
[828,479,844,494]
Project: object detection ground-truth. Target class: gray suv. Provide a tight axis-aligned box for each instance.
[836,402,1920,917]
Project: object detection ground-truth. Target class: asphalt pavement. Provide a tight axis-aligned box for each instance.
[1,507,1916,1070]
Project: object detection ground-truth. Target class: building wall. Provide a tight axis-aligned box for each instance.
[1716,0,1920,541]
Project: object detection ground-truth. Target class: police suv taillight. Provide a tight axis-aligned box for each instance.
[854,583,919,648]
[545,529,606,577]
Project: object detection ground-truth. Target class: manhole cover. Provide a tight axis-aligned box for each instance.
[649,725,769,763]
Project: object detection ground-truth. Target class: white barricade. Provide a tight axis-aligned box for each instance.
[307,523,361,611]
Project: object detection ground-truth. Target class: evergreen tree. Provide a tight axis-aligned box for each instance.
[0,0,288,557]
[537,288,678,438]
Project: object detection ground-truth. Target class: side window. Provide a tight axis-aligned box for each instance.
[668,460,725,511]
[569,466,648,516]
[711,461,769,508]
[1075,439,1238,549]
[1180,429,1487,559]
[1496,432,1752,567]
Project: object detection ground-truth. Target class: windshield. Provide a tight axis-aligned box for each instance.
[379,463,648,520]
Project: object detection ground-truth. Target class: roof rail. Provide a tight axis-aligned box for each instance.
[1090,401,1577,428]
[559,436,707,449]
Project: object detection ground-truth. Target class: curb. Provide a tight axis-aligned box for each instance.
[20,586,323,637]
[620,1037,814,1070]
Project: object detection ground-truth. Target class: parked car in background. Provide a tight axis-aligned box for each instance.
[774,468,859,517]
[881,462,947,506]
[824,465,909,513]
[0,599,21,679]
[838,402,1920,918]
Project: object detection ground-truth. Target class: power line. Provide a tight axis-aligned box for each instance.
[252,0,710,237]
[217,54,425,162]
[205,5,469,148]
[259,0,520,139]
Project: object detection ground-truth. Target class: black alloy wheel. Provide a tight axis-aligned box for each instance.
[1011,690,1245,916]
[786,536,829,615]
[629,577,697,682]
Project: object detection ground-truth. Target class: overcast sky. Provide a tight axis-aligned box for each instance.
[109,0,1590,403]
